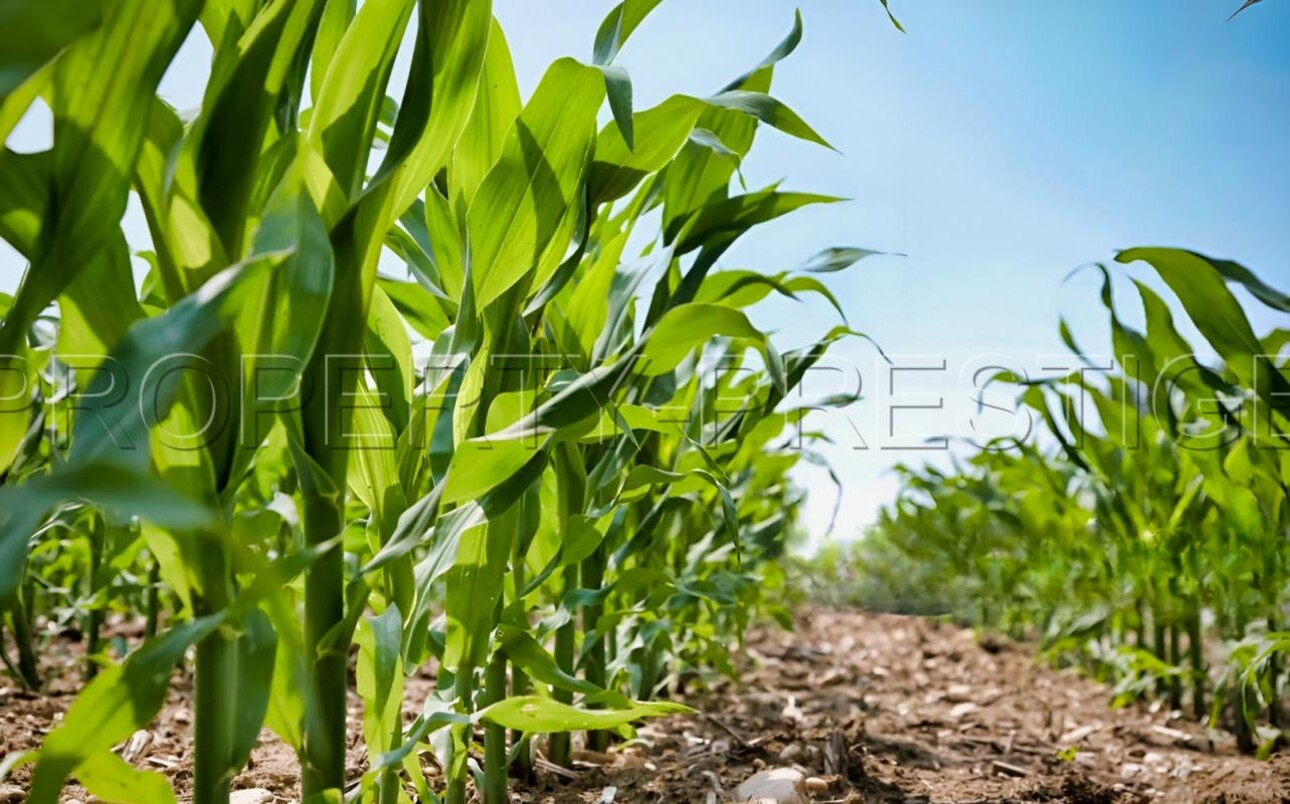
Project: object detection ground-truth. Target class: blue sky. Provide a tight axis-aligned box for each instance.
[4,0,1288,543]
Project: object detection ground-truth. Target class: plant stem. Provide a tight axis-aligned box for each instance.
[482,651,508,804]
[581,545,609,753]
[84,516,105,680]
[637,644,658,701]
[145,555,161,639]
[446,666,475,804]
[378,719,402,804]
[1268,615,1282,728]
[1187,608,1205,720]
[7,587,40,690]
[549,565,578,769]
[510,551,534,781]
[1232,612,1256,753]
[1167,624,1183,711]
[1153,616,1169,701]
[301,486,347,797]
[192,531,234,804]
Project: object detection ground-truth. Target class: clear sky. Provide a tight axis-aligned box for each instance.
[4,0,1288,545]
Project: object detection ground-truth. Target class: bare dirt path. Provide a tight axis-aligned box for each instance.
[3,608,1287,802]
[545,608,1288,803]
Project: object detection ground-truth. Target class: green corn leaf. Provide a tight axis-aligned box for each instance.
[661,11,801,235]
[307,0,414,196]
[0,243,311,603]
[55,235,143,369]
[564,230,630,357]
[74,749,177,804]
[383,0,493,221]
[450,17,522,208]
[309,0,355,104]
[0,0,105,97]
[356,605,404,759]
[442,437,545,507]
[364,700,471,779]
[494,624,602,696]
[784,275,848,322]
[476,695,692,733]
[346,383,405,527]
[878,0,906,33]
[694,269,793,307]
[0,0,202,359]
[363,283,414,433]
[587,95,706,204]
[1116,248,1290,408]
[0,149,48,258]
[67,259,273,475]
[262,596,311,752]
[443,509,512,672]
[639,303,764,376]
[491,360,640,441]
[720,9,802,93]
[672,189,843,254]
[517,515,605,597]
[1116,248,1265,358]
[799,246,894,273]
[1229,0,1262,21]
[362,485,446,576]
[25,542,336,800]
[1183,249,1290,313]
[26,615,226,802]
[181,0,326,258]
[229,610,279,773]
[198,0,259,47]
[378,277,452,341]
[0,310,31,478]
[705,90,832,150]
[599,63,635,150]
[592,0,664,66]
[469,58,605,309]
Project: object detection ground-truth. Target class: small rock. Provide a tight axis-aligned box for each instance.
[230,789,275,804]
[781,696,804,723]
[779,743,804,762]
[1,784,28,804]
[948,701,980,720]
[735,767,808,804]
[120,729,153,764]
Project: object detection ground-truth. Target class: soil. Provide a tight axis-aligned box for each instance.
[3,608,1288,803]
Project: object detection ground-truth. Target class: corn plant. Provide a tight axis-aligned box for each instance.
[0,1,873,801]
[855,248,1289,752]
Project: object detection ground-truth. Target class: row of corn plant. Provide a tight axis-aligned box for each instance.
[0,1,877,800]
[850,248,1288,754]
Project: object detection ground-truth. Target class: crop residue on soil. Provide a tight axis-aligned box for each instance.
[3,609,1287,802]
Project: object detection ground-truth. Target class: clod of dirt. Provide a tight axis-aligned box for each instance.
[734,767,809,803]
[0,785,27,804]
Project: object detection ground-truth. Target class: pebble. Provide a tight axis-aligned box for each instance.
[735,767,808,803]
